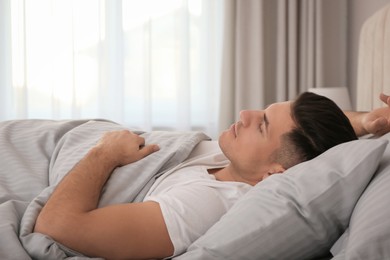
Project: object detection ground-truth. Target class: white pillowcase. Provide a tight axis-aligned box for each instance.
[174,139,388,260]
[331,133,390,260]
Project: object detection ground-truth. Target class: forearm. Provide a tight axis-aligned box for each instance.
[344,111,367,137]
[34,146,116,235]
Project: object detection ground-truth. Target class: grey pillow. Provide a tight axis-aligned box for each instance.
[174,139,388,260]
[331,133,390,260]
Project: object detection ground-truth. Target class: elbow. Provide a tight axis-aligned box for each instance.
[34,211,62,239]
[33,214,45,234]
[34,211,78,246]
[34,212,97,258]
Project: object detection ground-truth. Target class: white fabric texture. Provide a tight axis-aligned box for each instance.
[174,138,388,260]
[330,133,390,260]
[144,142,252,257]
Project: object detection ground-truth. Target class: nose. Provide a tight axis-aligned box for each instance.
[239,110,263,127]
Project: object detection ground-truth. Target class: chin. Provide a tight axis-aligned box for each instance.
[217,131,230,155]
[218,129,227,145]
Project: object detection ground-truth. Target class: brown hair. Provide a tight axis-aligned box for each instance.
[272,92,358,169]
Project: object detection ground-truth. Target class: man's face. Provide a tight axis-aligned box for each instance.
[218,101,296,182]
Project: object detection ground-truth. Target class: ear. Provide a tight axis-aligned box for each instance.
[262,163,286,181]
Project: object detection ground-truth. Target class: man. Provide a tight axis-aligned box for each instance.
[34,92,390,259]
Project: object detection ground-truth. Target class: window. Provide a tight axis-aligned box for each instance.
[0,0,223,138]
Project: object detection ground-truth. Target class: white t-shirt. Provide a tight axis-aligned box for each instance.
[143,141,252,257]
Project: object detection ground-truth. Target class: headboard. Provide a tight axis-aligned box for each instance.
[356,4,390,111]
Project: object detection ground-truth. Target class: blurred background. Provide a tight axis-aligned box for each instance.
[0,0,388,139]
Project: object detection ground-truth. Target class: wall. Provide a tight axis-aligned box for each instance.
[347,0,390,109]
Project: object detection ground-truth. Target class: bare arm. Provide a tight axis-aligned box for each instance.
[34,130,174,259]
[345,93,390,137]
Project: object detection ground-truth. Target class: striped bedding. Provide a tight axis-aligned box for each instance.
[174,137,389,260]
[330,132,390,259]
[0,119,209,260]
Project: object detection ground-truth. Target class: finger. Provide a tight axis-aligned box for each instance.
[377,119,390,136]
[368,117,390,136]
[380,93,390,106]
[137,136,146,146]
[139,144,160,158]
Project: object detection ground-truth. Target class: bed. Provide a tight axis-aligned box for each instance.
[1,4,390,260]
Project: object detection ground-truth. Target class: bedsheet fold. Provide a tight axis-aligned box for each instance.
[0,119,209,259]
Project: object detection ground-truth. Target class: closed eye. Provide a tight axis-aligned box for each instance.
[262,113,269,135]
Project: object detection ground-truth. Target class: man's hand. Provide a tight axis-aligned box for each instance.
[360,93,390,136]
[95,130,159,168]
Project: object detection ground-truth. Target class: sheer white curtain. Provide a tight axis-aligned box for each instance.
[0,0,223,138]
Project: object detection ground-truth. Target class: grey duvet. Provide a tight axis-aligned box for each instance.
[0,119,209,260]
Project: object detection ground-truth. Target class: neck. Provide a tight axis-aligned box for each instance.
[209,165,259,186]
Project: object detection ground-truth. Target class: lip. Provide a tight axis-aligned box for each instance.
[230,122,237,137]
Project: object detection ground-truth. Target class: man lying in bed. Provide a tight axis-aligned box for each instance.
[34,92,390,259]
